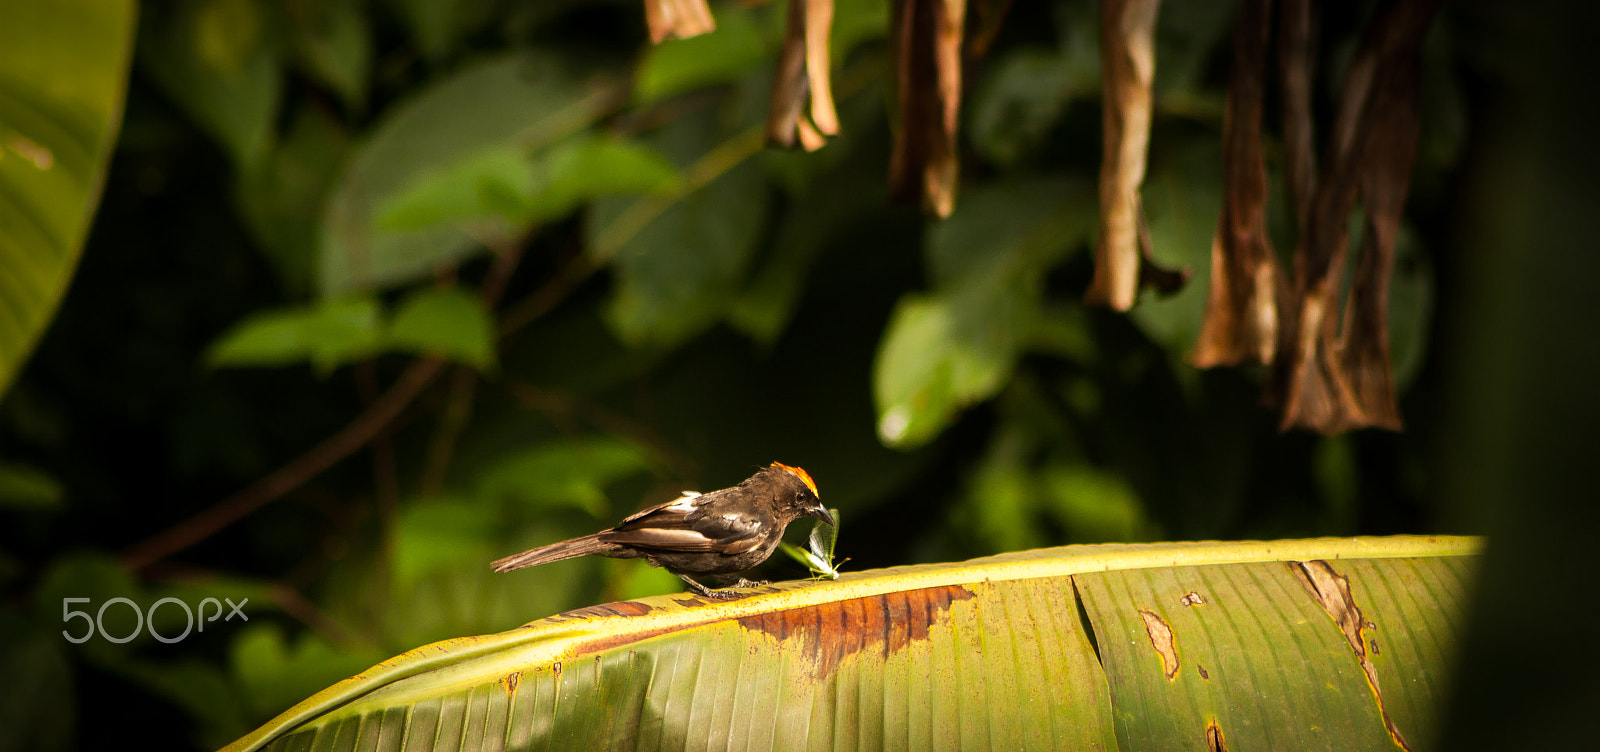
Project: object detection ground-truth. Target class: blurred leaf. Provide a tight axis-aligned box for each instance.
[1127,140,1222,352]
[31,552,143,666]
[288,0,370,109]
[726,171,875,343]
[476,437,652,517]
[1389,223,1433,392]
[373,145,526,235]
[607,559,683,601]
[925,178,1092,287]
[205,296,384,374]
[1314,435,1358,532]
[874,293,1023,448]
[386,286,496,371]
[876,180,1092,448]
[520,136,681,222]
[1153,0,1234,98]
[0,0,135,400]
[377,136,679,234]
[139,0,282,172]
[384,0,495,61]
[969,8,1098,166]
[392,495,495,586]
[1041,463,1153,543]
[229,624,387,729]
[0,615,74,752]
[831,0,891,59]
[236,106,349,295]
[319,52,619,296]
[634,3,774,104]
[594,112,769,348]
[0,460,64,510]
[964,426,1046,552]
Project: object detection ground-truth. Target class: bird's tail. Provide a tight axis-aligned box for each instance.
[491,533,613,572]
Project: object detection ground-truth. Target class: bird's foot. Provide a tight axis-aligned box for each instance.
[732,578,769,588]
[677,573,738,600]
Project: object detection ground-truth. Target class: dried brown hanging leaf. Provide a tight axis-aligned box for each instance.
[1084,0,1162,311]
[1338,34,1424,431]
[1278,0,1317,229]
[1276,0,1438,433]
[1190,0,1280,365]
[768,0,840,151]
[644,0,717,43]
[888,0,966,218]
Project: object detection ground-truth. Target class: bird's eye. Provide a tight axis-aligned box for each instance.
[794,492,805,501]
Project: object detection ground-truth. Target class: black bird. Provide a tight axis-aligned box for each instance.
[491,462,832,599]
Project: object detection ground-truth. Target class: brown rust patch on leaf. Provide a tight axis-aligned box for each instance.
[736,584,974,679]
[1206,719,1228,752]
[1197,663,1209,680]
[1139,609,1180,680]
[499,671,521,696]
[556,600,657,620]
[1180,591,1207,606]
[1292,560,1411,751]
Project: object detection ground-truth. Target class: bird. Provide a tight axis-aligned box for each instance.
[491,462,833,599]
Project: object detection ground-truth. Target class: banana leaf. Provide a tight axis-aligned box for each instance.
[220,535,1478,752]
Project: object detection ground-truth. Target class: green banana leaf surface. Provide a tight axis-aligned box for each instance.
[221,536,1477,752]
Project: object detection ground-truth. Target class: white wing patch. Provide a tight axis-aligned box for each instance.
[666,495,700,513]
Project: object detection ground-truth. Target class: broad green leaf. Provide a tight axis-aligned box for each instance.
[1078,555,1470,752]
[875,179,1094,448]
[1127,140,1221,353]
[831,0,891,60]
[520,136,680,223]
[373,145,528,235]
[218,536,1479,752]
[0,0,135,399]
[0,460,63,510]
[873,293,1023,448]
[633,3,775,105]
[726,171,877,344]
[968,4,1099,167]
[392,496,497,586]
[386,287,496,371]
[594,111,769,348]
[1041,463,1153,543]
[0,614,74,752]
[138,0,282,172]
[205,296,384,374]
[377,137,679,234]
[1388,223,1433,392]
[235,106,349,295]
[475,437,652,517]
[384,0,495,62]
[319,52,619,296]
[287,0,370,109]
[924,178,1092,288]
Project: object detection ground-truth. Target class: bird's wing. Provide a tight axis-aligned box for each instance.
[602,491,767,554]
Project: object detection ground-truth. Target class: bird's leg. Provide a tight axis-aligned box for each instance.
[707,574,770,588]
[676,573,737,600]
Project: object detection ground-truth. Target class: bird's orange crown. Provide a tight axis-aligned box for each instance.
[770,462,818,497]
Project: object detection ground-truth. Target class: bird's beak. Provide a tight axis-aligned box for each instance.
[808,504,836,527]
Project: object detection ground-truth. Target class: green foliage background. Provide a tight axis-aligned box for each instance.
[0,0,1592,750]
